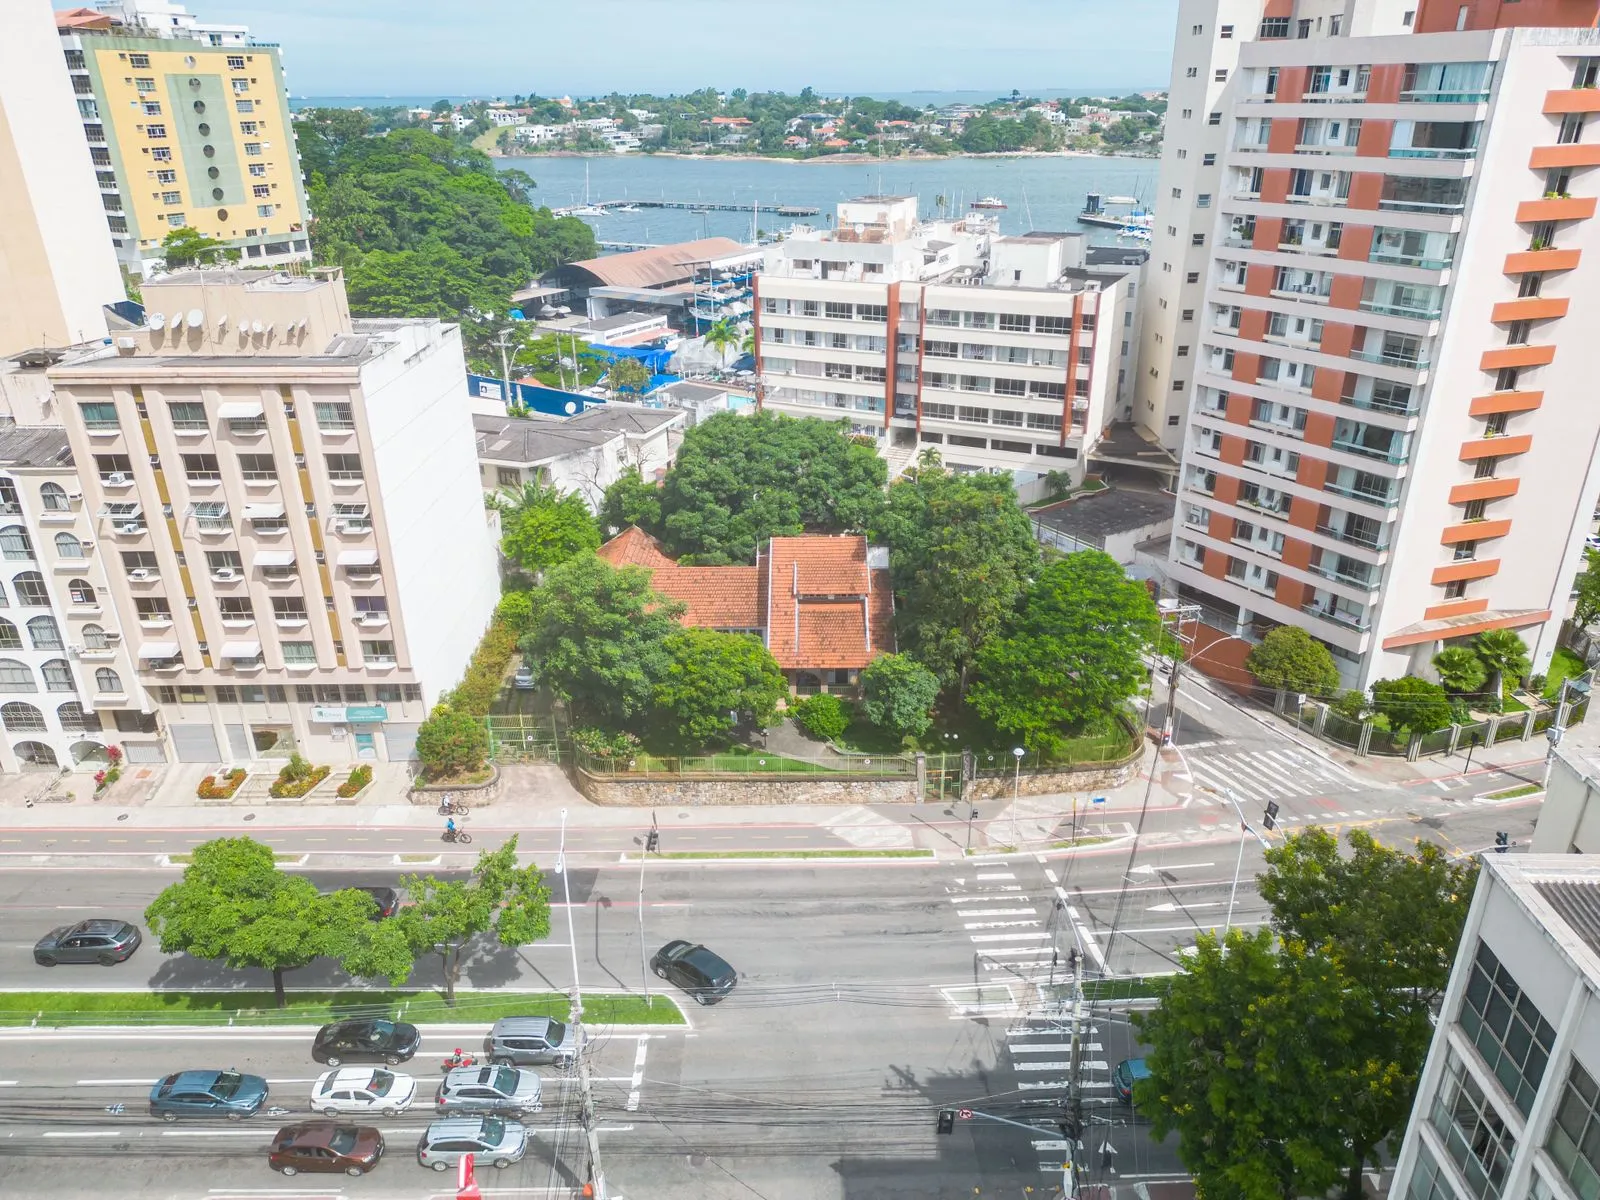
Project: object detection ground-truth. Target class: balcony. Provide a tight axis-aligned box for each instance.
[1331,435,1407,465]
[1350,345,1430,370]
[1316,523,1388,552]
[1325,480,1399,508]
[1310,559,1379,589]
[1359,296,1443,320]
[1302,602,1371,631]
[1389,145,1477,160]
[1516,195,1597,224]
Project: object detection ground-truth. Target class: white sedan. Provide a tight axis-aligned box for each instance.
[310,1067,416,1117]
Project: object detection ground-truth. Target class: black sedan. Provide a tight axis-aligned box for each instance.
[34,919,141,967]
[312,1019,422,1067]
[321,885,400,920]
[649,940,737,1005]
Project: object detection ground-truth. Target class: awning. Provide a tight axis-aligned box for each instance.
[138,642,179,659]
[217,401,264,419]
[252,550,296,568]
[337,549,379,566]
[243,503,284,519]
[221,640,262,658]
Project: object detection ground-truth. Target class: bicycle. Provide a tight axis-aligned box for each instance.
[437,793,470,816]
[442,827,473,845]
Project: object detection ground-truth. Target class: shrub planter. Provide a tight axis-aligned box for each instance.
[196,768,246,802]
[409,763,502,807]
[268,765,331,800]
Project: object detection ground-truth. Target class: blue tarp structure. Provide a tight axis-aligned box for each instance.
[467,373,602,416]
[590,343,675,374]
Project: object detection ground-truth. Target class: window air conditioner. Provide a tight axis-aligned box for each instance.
[212,567,237,581]
[106,473,129,485]
[120,522,143,534]
[103,631,122,642]
[128,567,151,580]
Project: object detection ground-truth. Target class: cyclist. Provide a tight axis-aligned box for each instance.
[445,816,457,840]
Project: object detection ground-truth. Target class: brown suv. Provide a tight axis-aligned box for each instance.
[268,1121,384,1177]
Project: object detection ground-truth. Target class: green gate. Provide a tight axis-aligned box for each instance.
[486,713,567,764]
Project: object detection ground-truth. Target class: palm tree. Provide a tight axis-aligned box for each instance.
[1432,645,1488,696]
[1474,629,1531,708]
[740,327,756,357]
[934,193,949,219]
[703,318,740,364]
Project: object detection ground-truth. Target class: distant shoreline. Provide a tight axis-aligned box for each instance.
[493,148,1158,165]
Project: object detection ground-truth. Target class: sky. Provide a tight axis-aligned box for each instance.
[57,0,1181,98]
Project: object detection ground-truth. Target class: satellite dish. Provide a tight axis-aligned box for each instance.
[186,309,204,329]
[251,320,264,334]
[216,314,228,330]
[148,312,166,330]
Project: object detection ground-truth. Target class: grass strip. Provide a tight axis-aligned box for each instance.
[167,852,301,865]
[1050,836,1114,850]
[646,848,931,860]
[1484,783,1542,800]
[0,989,685,1028]
[1083,976,1167,1003]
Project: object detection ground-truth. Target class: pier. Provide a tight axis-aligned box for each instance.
[554,199,820,218]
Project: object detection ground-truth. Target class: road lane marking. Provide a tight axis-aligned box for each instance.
[975,871,1016,880]
[956,907,1038,917]
[969,932,1051,942]
[43,1131,122,1138]
[965,920,1041,929]
[951,895,1030,904]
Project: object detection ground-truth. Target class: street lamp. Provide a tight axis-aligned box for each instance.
[1011,747,1025,848]
[1205,786,1271,937]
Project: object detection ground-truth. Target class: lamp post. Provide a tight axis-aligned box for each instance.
[1011,747,1025,848]
[1209,786,1271,937]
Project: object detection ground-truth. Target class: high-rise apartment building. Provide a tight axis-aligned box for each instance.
[1150,0,1600,686]
[756,196,1143,485]
[0,0,125,355]
[55,0,311,279]
[47,268,499,764]
[1390,852,1600,1200]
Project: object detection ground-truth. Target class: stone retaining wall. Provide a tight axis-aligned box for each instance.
[963,755,1141,800]
[409,764,503,806]
[573,770,919,806]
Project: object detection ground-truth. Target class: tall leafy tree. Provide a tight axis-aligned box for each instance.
[657,411,886,564]
[606,357,652,399]
[1369,675,1454,734]
[399,837,552,1005]
[494,480,600,574]
[872,463,1038,693]
[414,707,491,778]
[1244,626,1341,696]
[967,552,1157,753]
[859,653,941,740]
[650,629,786,751]
[145,837,407,1007]
[161,226,237,268]
[1575,547,1600,629]
[522,555,682,728]
[599,467,662,537]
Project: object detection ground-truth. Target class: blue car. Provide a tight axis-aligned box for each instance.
[149,1068,269,1121]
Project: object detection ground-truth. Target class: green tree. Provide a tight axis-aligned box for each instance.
[599,467,662,537]
[791,693,851,741]
[658,411,886,563]
[873,463,1039,693]
[160,226,237,268]
[1244,626,1341,696]
[293,106,373,178]
[399,837,551,1005]
[859,653,940,740]
[494,480,599,574]
[1576,547,1600,629]
[145,837,406,1007]
[1369,675,1453,734]
[1432,645,1488,695]
[522,555,682,729]
[1475,628,1531,701]
[967,552,1157,755]
[702,318,740,363]
[606,356,652,399]
[414,707,491,778]
[650,629,786,751]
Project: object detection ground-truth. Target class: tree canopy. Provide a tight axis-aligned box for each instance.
[1576,547,1600,629]
[414,707,491,778]
[1245,626,1341,696]
[495,480,600,575]
[161,226,237,268]
[872,462,1039,693]
[653,412,887,564]
[599,468,662,538]
[859,653,940,740]
[967,551,1157,753]
[650,628,786,751]
[306,127,596,321]
[1369,675,1454,734]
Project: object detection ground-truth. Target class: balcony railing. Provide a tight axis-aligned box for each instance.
[1369,249,1453,271]
[1309,560,1379,589]
[1325,481,1399,507]
[1378,197,1466,215]
[1359,298,1443,320]
[1331,437,1407,465]
[1343,391,1419,417]
[1303,602,1372,631]
[1349,346,1430,370]
[1389,146,1477,159]
[1399,88,1492,104]
[1315,522,1388,551]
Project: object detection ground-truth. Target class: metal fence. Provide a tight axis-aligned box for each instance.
[487,713,568,764]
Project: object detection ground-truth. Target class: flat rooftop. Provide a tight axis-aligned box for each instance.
[1031,486,1176,540]
[0,426,74,470]
[1488,856,1600,985]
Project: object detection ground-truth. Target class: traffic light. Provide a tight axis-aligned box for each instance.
[1263,800,1280,832]
[1495,831,1509,854]
[645,829,660,853]
[937,1109,955,1135]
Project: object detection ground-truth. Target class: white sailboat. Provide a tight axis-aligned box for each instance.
[568,162,608,217]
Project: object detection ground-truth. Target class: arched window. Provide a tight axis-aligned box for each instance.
[66,579,95,607]
[14,740,57,767]
[71,739,109,764]
[2,702,46,732]
[40,659,72,692]
[0,660,34,693]
[81,623,108,650]
[39,483,70,513]
[27,616,62,651]
[0,479,18,512]
[94,667,122,694]
[58,702,96,733]
[0,526,34,561]
[13,572,48,607]
[0,619,20,651]
[54,532,86,560]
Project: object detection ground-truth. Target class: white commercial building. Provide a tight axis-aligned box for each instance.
[1392,852,1600,1200]
[48,268,499,764]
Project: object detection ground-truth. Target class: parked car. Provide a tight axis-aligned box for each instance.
[513,664,536,690]
[650,939,737,1005]
[149,1068,268,1121]
[311,1068,416,1117]
[268,1121,384,1177]
[33,919,141,967]
[484,1016,578,1068]
[1113,1057,1151,1103]
[312,1018,421,1067]
[416,1117,528,1171]
[435,1065,543,1116]
[318,885,400,920]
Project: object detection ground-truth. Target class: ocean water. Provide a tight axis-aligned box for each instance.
[495,153,1160,247]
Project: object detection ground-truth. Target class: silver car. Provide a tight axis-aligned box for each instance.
[416,1117,528,1172]
[435,1065,542,1116]
[484,1016,578,1068]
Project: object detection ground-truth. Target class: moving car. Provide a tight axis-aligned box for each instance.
[650,939,737,1005]
[311,1068,416,1117]
[416,1117,528,1171]
[33,919,141,967]
[1113,1057,1151,1103]
[513,664,536,689]
[484,1016,578,1068]
[312,1018,421,1067]
[435,1065,543,1115]
[319,885,400,920]
[268,1121,384,1177]
[149,1068,268,1121]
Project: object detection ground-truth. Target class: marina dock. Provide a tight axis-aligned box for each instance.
[554,199,820,217]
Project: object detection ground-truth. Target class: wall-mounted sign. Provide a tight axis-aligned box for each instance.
[310,704,389,724]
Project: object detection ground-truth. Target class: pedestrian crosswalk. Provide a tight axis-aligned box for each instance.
[946,860,1067,987]
[1175,744,1368,808]
[1005,1015,1116,1177]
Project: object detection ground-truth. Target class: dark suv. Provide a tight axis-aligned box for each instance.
[34,919,141,966]
[650,940,737,1005]
[312,1019,422,1067]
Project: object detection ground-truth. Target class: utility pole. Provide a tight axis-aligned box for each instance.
[558,809,606,1199]
[1064,946,1085,1198]
[639,812,659,1007]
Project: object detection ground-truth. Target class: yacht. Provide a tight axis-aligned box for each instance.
[970,196,1007,210]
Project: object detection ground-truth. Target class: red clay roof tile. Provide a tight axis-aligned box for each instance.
[596,526,676,570]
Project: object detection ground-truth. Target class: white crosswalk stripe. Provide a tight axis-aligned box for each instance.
[1181,743,1372,806]
[943,863,1063,992]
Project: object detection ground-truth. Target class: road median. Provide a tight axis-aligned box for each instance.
[623,848,933,862]
[0,988,685,1029]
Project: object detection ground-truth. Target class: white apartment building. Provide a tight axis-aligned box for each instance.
[756,196,1143,486]
[47,268,499,764]
[1391,853,1600,1200]
[1155,0,1600,687]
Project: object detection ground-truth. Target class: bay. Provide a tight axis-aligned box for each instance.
[493,154,1159,249]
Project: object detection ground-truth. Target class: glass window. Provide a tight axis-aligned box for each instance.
[281,642,316,665]
[1405,1143,1458,1200]
[1458,940,1555,1115]
[1,702,44,732]
[1430,1050,1516,1199]
[13,572,48,607]
[40,484,69,512]
[0,660,35,693]
[0,527,34,561]
[95,667,122,694]
[1546,1058,1600,1200]
[27,616,62,651]
[41,660,73,693]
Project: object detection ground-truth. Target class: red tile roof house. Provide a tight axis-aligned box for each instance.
[598,529,894,694]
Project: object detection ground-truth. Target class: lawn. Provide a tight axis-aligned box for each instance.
[1546,648,1589,702]
[590,744,911,777]
[0,989,685,1028]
